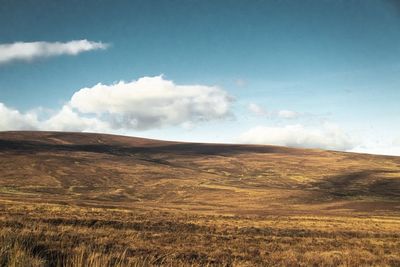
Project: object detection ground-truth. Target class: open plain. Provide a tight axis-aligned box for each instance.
[0,131,399,266]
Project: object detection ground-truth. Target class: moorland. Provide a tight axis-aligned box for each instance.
[0,131,399,266]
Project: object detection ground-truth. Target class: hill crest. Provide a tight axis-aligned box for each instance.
[0,131,399,216]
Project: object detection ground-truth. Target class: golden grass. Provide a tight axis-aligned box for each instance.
[0,201,399,266]
[0,131,399,217]
[0,131,400,266]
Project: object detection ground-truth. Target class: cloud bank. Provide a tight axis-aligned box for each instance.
[237,124,354,151]
[0,76,233,132]
[1,76,396,155]
[0,40,108,64]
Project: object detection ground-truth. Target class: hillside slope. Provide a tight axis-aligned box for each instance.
[0,131,399,216]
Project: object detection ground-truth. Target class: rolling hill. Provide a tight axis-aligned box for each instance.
[0,131,399,216]
[0,131,400,266]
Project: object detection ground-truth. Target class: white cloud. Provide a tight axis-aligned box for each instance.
[351,145,400,156]
[0,76,232,133]
[350,136,400,156]
[43,105,110,132]
[69,75,233,130]
[237,123,355,151]
[0,40,108,64]
[0,103,39,130]
[0,103,110,133]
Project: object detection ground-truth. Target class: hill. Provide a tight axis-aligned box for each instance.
[0,131,399,216]
[0,131,399,266]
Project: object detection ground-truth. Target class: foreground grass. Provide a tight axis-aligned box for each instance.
[0,201,399,266]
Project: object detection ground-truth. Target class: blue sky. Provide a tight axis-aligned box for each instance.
[0,0,400,155]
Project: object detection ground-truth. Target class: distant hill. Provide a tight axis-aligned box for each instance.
[0,131,399,216]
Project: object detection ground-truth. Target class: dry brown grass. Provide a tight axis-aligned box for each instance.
[0,201,399,266]
[0,131,399,266]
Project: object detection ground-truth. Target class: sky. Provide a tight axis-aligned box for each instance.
[0,0,400,155]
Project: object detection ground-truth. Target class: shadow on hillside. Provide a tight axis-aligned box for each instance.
[0,139,299,157]
[312,170,400,199]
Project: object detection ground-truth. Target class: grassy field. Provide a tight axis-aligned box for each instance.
[0,131,399,266]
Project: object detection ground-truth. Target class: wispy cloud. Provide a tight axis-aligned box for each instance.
[247,103,268,116]
[247,102,299,119]
[0,39,108,64]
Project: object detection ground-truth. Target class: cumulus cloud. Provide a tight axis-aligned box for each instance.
[237,123,354,151]
[69,76,233,130]
[0,40,108,64]
[42,105,110,132]
[0,76,232,133]
[0,103,110,133]
[0,103,39,130]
